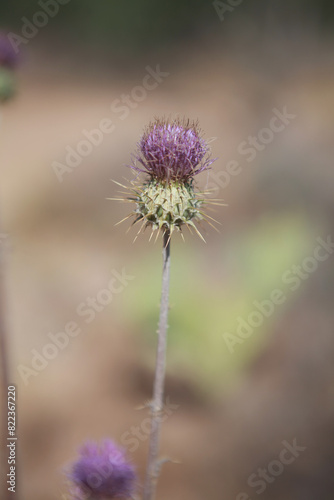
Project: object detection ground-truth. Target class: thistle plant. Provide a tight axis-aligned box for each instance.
[113,117,218,242]
[115,117,218,500]
[64,118,219,500]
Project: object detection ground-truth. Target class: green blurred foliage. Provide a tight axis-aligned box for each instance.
[0,67,16,102]
[0,0,333,56]
[0,0,213,52]
[122,213,315,394]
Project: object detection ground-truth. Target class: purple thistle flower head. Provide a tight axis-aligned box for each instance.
[67,439,137,500]
[0,33,18,69]
[131,117,215,182]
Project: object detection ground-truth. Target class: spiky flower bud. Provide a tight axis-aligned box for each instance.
[113,118,219,240]
[131,178,205,237]
[67,439,136,500]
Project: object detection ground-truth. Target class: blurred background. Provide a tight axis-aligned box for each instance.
[0,1,334,499]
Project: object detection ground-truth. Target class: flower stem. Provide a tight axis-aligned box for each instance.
[0,231,10,500]
[143,230,171,500]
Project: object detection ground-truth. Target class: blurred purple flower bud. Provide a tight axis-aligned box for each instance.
[67,439,137,499]
[0,33,18,69]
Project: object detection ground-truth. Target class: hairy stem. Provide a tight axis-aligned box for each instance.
[143,230,171,500]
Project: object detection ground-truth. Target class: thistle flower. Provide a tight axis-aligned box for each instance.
[132,118,213,182]
[0,32,18,103]
[67,439,137,500]
[112,117,220,241]
[0,33,18,69]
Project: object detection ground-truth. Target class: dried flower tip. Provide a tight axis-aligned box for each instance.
[67,439,136,500]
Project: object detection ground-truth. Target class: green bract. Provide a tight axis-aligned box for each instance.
[133,180,204,234]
